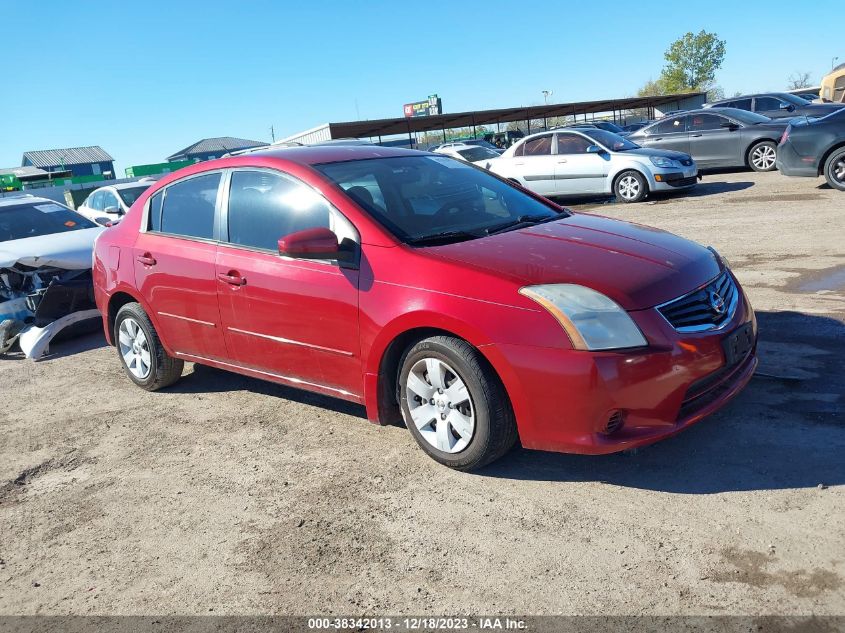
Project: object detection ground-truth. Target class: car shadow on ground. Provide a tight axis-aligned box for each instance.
[559,178,754,208]
[170,363,368,419]
[662,178,754,198]
[480,310,845,494]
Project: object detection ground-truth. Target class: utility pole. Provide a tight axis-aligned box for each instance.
[270,125,276,142]
[833,57,840,70]
[542,90,553,104]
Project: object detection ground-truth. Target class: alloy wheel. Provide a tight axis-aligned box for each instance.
[118,317,151,380]
[751,144,776,170]
[617,175,641,200]
[405,358,475,453]
[831,155,845,185]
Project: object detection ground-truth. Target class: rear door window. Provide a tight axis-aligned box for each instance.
[653,116,687,134]
[522,135,552,156]
[156,173,221,240]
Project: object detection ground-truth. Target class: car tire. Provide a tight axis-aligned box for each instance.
[114,302,183,391]
[614,170,647,203]
[748,141,778,172]
[398,336,517,471]
[823,147,845,191]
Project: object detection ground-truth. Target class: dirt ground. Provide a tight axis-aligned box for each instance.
[1,169,843,617]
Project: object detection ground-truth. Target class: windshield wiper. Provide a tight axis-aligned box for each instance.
[484,214,558,236]
[406,230,480,246]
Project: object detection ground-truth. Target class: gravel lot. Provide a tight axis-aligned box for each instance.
[1,169,843,617]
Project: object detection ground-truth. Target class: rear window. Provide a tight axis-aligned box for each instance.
[154,173,221,240]
[0,201,98,242]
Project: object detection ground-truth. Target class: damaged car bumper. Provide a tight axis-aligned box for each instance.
[0,227,103,360]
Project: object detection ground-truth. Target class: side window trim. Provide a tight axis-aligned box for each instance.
[141,169,225,244]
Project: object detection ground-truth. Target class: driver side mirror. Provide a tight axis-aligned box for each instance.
[104,205,122,215]
[720,121,740,130]
[278,227,354,263]
[779,103,796,112]
[586,145,604,154]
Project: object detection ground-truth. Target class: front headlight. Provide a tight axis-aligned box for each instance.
[649,156,676,168]
[519,284,647,351]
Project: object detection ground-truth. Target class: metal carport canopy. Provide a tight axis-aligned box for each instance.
[327,92,705,138]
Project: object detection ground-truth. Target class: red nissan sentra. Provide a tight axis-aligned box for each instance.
[92,146,757,470]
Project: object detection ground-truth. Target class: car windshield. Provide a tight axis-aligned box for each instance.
[0,201,98,242]
[316,155,566,244]
[779,93,811,106]
[117,185,151,206]
[580,129,640,151]
[456,147,501,162]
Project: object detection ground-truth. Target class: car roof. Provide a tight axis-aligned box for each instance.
[216,145,430,166]
[710,92,796,103]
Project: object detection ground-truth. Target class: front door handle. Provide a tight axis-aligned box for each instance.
[217,271,246,286]
[136,253,156,266]
[691,133,703,138]
[557,159,568,163]
[654,137,663,141]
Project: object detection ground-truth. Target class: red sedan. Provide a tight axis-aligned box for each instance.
[92,146,757,470]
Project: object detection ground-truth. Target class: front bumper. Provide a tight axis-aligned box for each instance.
[484,276,757,455]
[650,169,699,191]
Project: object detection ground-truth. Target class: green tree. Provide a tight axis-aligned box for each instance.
[660,30,726,92]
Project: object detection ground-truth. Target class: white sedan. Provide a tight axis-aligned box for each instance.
[76,181,153,225]
[481,128,698,203]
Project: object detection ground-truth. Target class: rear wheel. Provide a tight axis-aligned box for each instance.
[748,141,777,172]
[398,336,517,471]
[823,147,845,191]
[614,170,647,203]
[114,302,183,391]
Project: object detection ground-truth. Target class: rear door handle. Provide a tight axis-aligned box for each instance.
[557,159,567,163]
[691,134,703,138]
[136,253,156,266]
[217,271,246,286]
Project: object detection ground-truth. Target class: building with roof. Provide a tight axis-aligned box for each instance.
[166,137,267,162]
[21,146,115,178]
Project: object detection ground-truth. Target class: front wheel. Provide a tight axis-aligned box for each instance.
[823,147,845,191]
[614,170,647,203]
[398,336,517,471]
[114,302,184,391]
[748,141,777,172]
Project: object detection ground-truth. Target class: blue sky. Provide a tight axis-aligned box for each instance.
[0,0,839,173]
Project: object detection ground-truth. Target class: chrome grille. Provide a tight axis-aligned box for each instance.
[657,271,738,332]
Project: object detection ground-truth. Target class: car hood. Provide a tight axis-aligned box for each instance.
[619,147,691,160]
[0,227,103,269]
[425,214,720,310]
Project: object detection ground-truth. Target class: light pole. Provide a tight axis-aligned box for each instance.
[542,90,553,104]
